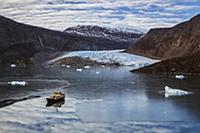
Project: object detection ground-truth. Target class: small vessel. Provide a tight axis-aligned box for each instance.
[46,91,65,106]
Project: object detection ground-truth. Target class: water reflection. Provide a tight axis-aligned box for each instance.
[46,99,65,108]
[0,66,200,132]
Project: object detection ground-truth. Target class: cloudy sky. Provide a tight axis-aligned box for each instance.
[0,0,200,31]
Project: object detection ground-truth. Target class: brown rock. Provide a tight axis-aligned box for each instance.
[126,14,200,60]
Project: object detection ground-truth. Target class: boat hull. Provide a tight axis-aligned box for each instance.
[46,98,65,107]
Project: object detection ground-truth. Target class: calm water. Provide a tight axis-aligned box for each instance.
[0,66,200,133]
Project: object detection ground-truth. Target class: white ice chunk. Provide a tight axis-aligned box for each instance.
[66,65,71,68]
[96,71,100,74]
[10,64,16,68]
[175,75,185,79]
[61,64,66,67]
[76,69,83,72]
[84,65,91,69]
[8,81,28,86]
[164,86,191,98]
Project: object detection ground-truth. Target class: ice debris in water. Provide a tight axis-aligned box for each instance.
[61,64,66,67]
[76,69,83,72]
[8,81,28,86]
[10,64,16,68]
[164,86,192,98]
[84,65,91,69]
[66,65,71,68]
[96,71,100,74]
[175,75,184,79]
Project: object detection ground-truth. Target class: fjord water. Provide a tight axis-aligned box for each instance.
[0,66,200,132]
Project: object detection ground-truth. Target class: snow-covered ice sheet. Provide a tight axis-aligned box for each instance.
[47,50,159,68]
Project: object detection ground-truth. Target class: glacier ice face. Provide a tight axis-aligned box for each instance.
[47,50,159,68]
[164,86,192,98]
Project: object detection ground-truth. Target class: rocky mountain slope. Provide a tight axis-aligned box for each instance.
[64,25,142,43]
[0,16,142,65]
[126,14,200,59]
[131,50,200,75]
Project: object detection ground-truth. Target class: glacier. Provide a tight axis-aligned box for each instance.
[47,50,159,68]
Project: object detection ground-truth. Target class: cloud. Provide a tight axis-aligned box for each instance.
[0,0,200,31]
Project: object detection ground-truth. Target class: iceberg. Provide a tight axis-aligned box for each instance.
[76,69,83,72]
[175,75,184,79]
[164,86,192,98]
[10,64,16,68]
[96,71,100,74]
[61,64,66,67]
[66,65,71,68]
[84,65,91,69]
[8,81,28,86]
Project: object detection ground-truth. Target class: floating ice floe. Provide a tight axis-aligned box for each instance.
[61,64,66,67]
[66,65,71,68]
[76,69,83,72]
[10,64,16,68]
[96,71,100,74]
[84,65,91,69]
[164,86,192,98]
[8,81,28,86]
[175,75,185,79]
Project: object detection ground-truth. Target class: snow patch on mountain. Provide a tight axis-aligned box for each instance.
[64,25,143,42]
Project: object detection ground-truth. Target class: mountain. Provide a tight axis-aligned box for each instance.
[131,51,200,75]
[0,16,142,65]
[64,25,143,43]
[126,14,200,60]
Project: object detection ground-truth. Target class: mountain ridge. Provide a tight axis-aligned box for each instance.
[64,25,143,43]
[126,14,200,59]
[0,15,142,65]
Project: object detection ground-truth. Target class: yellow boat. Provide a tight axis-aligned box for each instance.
[46,91,65,106]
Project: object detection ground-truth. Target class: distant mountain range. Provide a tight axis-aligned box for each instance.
[0,16,142,65]
[64,25,142,43]
[128,14,200,75]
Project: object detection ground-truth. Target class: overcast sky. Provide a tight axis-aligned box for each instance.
[0,0,200,31]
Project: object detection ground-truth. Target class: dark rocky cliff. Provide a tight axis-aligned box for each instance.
[126,14,200,60]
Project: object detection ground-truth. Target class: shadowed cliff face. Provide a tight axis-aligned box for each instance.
[126,14,200,60]
[0,16,142,65]
[131,51,200,75]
